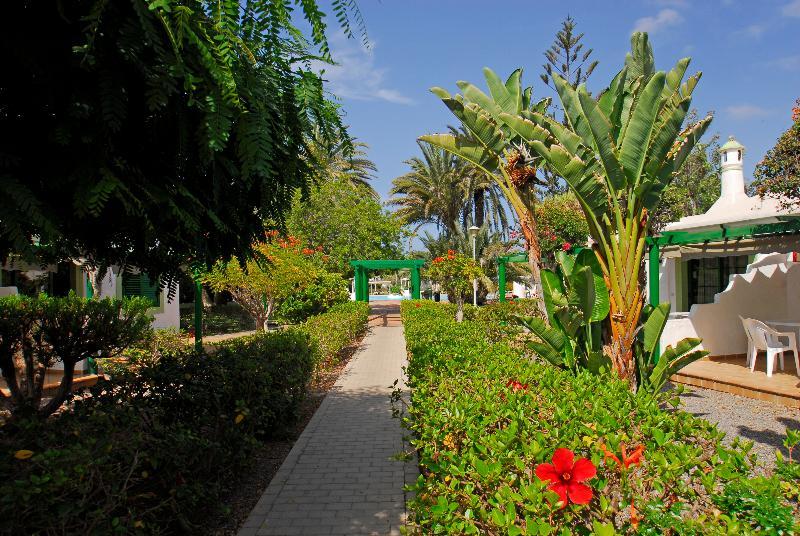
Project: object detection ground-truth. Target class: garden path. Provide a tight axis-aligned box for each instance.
[238,302,415,536]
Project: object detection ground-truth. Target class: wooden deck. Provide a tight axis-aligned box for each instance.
[672,353,800,408]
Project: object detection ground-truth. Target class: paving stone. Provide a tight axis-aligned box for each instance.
[238,305,418,535]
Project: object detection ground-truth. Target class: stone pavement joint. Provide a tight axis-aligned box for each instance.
[238,303,415,536]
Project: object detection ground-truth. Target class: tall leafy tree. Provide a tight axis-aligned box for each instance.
[512,33,710,381]
[307,126,378,196]
[751,99,800,208]
[287,177,404,276]
[541,15,599,91]
[389,141,508,236]
[539,15,599,197]
[421,68,552,314]
[0,0,365,286]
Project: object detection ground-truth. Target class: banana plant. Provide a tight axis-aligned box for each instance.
[518,249,611,373]
[474,33,711,382]
[419,68,551,314]
[635,302,708,396]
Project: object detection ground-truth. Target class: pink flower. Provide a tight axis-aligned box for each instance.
[561,242,572,251]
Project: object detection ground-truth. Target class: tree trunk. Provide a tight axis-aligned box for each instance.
[473,188,485,228]
[520,218,547,316]
[40,360,77,418]
[456,297,464,322]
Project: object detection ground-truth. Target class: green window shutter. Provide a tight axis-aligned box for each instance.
[121,273,160,307]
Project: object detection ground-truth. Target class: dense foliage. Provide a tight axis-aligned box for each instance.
[204,233,347,330]
[400,301,799,534]
[0,0,363,285]
[427,251,484,321]
[300,301,370,365]
[287,177,405,276]
[752,98,800,208]
[535,193,589,265]
[0,302,369,534]
[390,141,509,236]
[0,294,152,419]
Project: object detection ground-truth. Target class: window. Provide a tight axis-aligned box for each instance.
[121,272,160,307]
[722,152,727,163]
[737,149,742,161]
[687,255,749,308]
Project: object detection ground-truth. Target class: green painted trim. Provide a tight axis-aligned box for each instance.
[350,259,425,269]
[648,219,800,247]
[411,267,421,300]
[498,252,528,264]
[498,261,507,303]
[648,243,661,362]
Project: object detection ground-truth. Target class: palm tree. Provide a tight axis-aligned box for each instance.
[389,140,508,236]
[307,126,378,196]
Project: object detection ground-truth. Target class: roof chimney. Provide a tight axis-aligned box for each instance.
[718,135,746,203]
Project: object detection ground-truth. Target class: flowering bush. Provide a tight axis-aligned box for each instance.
[400,301,799,534]
[535,193,588,266]
[204,232,347,330]
[427,250,484,321]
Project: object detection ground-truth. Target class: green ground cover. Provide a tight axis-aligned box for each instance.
[400,301,799,534]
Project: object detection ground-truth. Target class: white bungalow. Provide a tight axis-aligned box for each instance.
[648,136,800,406]
[0,261,180,376]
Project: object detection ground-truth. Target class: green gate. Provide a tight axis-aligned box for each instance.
[349,259,425,302]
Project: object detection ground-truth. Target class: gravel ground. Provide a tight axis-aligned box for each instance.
[673,383,800,472]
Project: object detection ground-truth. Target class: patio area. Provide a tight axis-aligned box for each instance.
[673,354,800,408]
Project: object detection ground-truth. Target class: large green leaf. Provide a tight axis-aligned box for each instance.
[497,113,549,145]
[648,337,707,391]
[552,75,594,149]
[482,67,522,116]
[575,249,610,322]
[642,302,670,364]
[419,134,499,175]
[540,269,567,325]
[517,315,566,367]
[597,67,627,131]
[567,266,595,324]
[554,250,575,278]
[619,71,665,186]
[577,88,626,191]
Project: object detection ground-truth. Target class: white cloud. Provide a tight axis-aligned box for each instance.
[740,23,766,38]
[650,0,688,6]
[312,33,412,105]
[782,0,800,17]
[769,55,800,71]
[632,9,684,34]
[725,104,772,120]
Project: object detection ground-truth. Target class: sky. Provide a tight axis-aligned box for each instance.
[314,0,800,203]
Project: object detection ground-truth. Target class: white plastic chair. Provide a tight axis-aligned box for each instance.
[747,319,799,377]
[739,316,755,367]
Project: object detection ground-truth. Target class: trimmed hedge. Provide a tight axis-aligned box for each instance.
[301,301,370,364]
[401,301,799,534]
[0,302,369,534]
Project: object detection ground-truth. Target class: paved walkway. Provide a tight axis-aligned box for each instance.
[238,304,414,536]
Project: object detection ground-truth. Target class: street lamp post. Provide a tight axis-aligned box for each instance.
[468,225,480,307]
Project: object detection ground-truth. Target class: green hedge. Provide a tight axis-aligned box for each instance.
[0,302,369,534]
[300,301,370,363]
[400,301,799,535]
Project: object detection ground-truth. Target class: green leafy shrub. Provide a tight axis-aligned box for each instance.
[0,293,152,420]
[0,299,372,534]
[275,271,349,324]
[300,301,370,363]
[399,302,799,534]
[0,329,316,534]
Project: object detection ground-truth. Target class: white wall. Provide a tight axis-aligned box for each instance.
[661,254,800,356]
[95,270,180,330]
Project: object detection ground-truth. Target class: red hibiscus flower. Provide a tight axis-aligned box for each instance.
[433,256,444,263]
[505,379,528,393]
[535,448,596,508]
[561,242,572,251]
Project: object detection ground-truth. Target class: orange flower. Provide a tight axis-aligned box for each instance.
[600,442,644,469]
[301,248,314,255]
[630,499,641,530]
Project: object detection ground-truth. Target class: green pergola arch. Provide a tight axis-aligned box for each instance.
[496,252,528,302]
[350,259,425,302]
